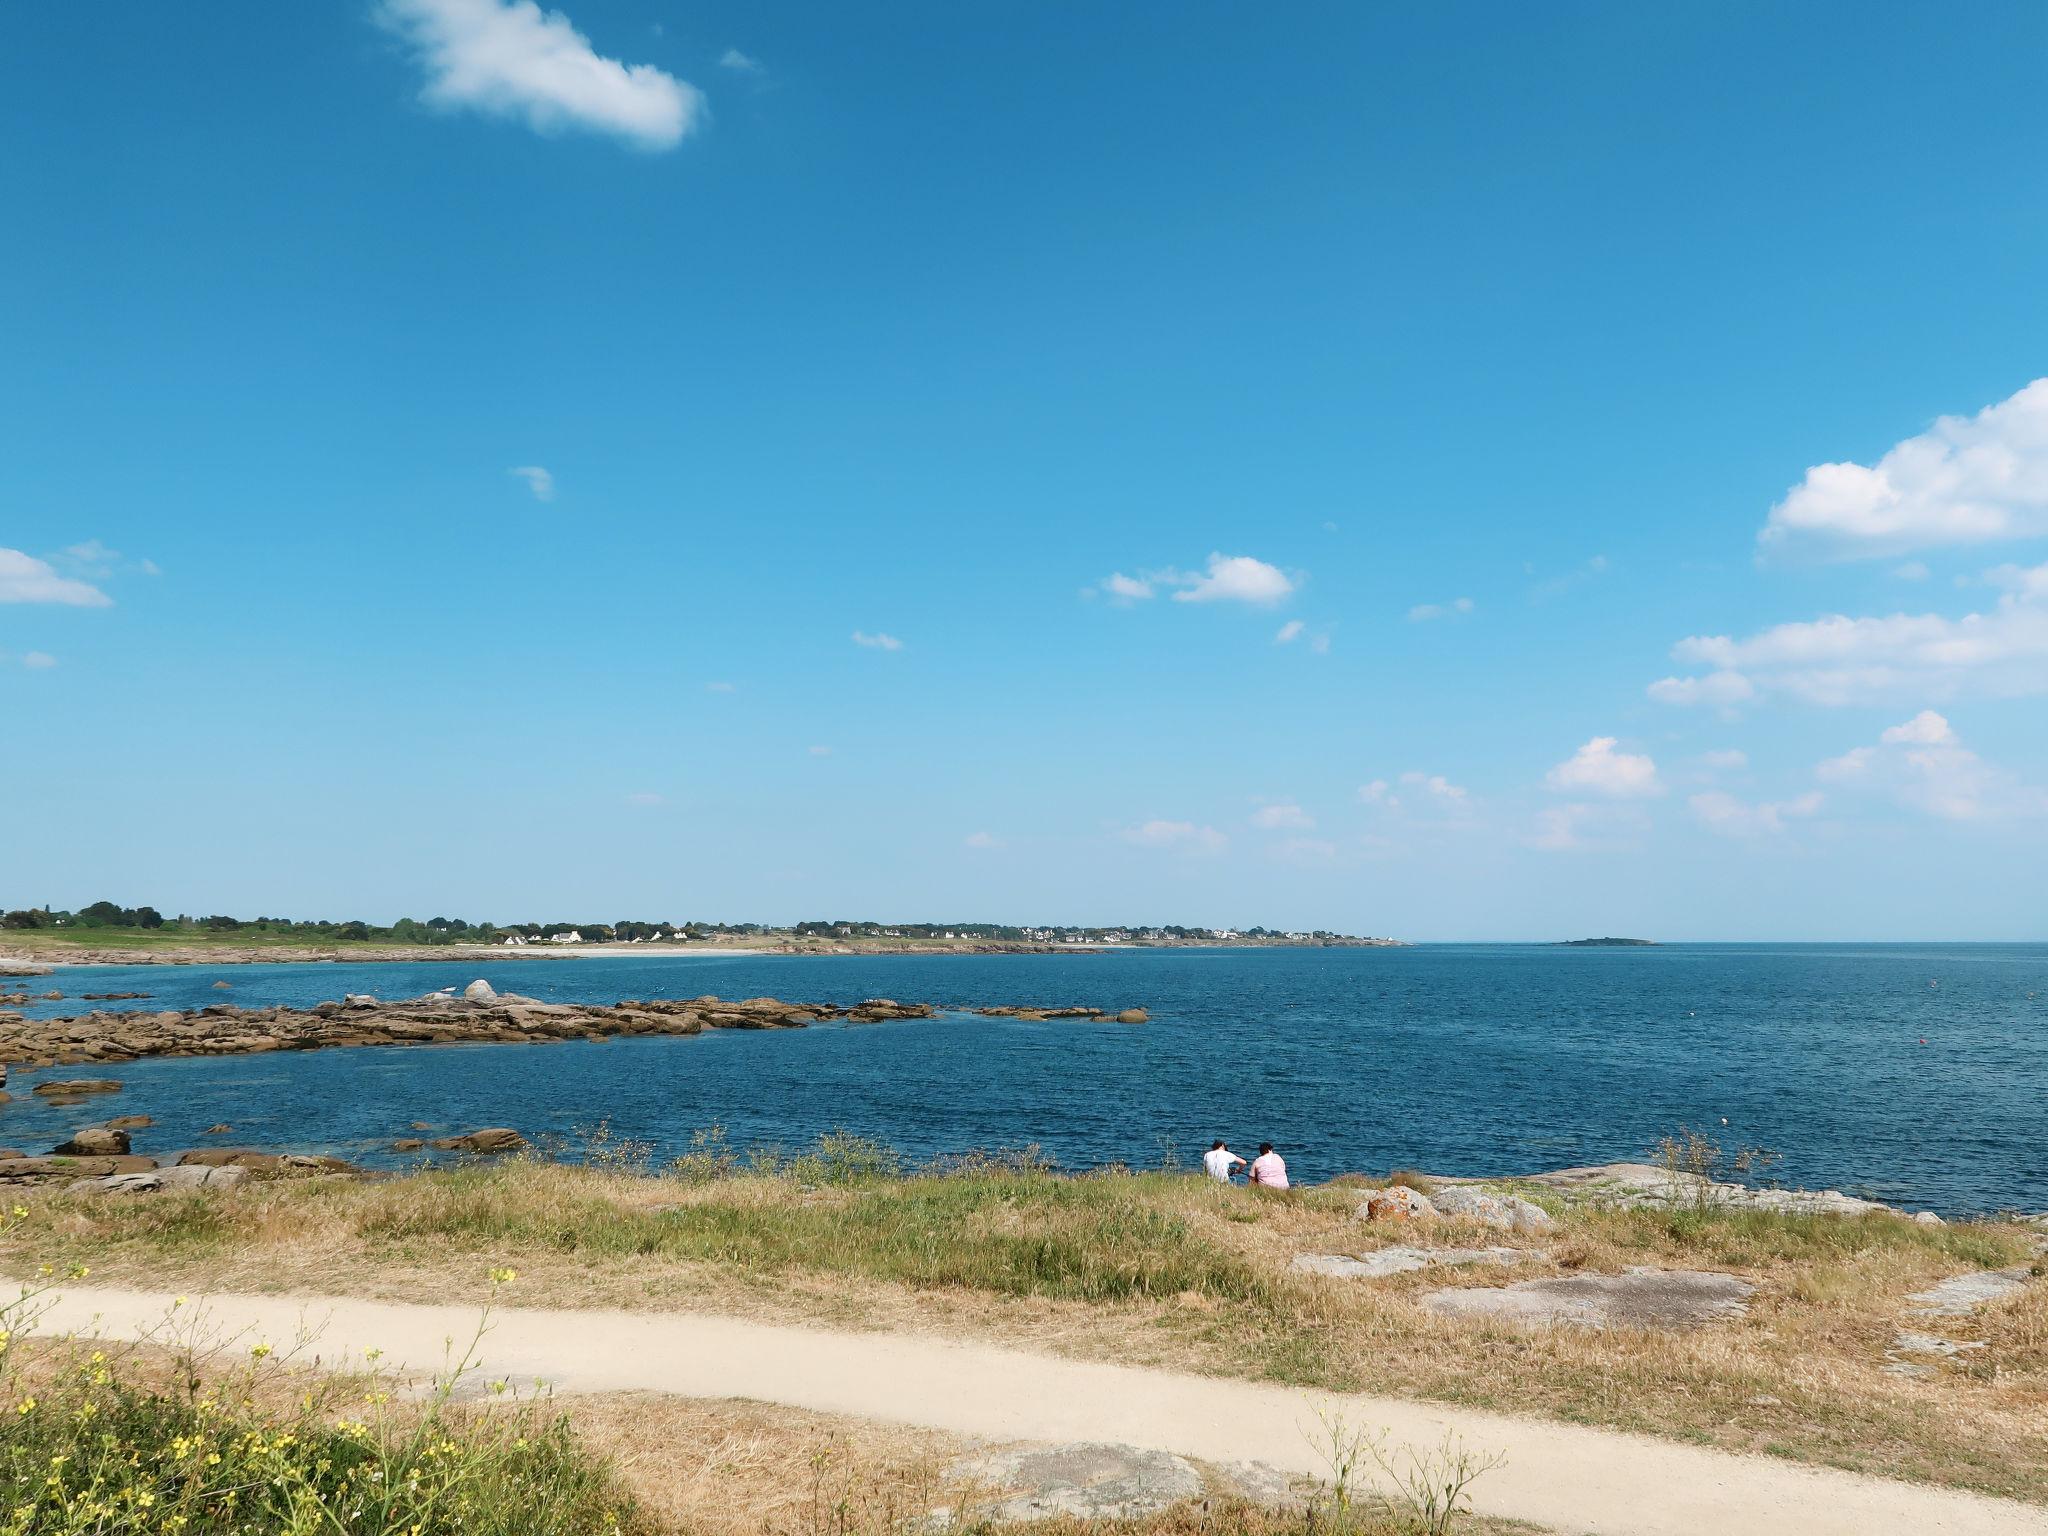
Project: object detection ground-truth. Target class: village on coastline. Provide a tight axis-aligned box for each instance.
[0,900,1404,969]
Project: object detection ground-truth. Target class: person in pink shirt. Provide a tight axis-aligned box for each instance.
[1246,1142,1288,1190]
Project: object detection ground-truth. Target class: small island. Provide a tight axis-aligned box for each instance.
[1552,937,1657,947]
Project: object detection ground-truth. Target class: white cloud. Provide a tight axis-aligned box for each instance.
[1407,596,1473,622]
[963,831,1002,849]
[718,47,762,73]
[807,745,833,756]
[1881,709,1954,746]
[510,464,555,501]
[1545,737,1662,798]
[20,651,57,670]
[851,630,903,651]
[1250,802,1313,831]
[1816,710,2043,821]
[60,539,121,576]
[377,0,704,150]
[1358,779,1393,805]
[1688,789,1823,838]
[1120,819,1228,853]
[1760,378,2048,558]
[1173,553,1295,605]
[1400,771,1469,806]
[705,681,736,693]
[624,791,664,807]
[1646,670,1755,708]
[1893,561,1931,581]
[0,548,111,607]
[1096,572,1154,603]
[1274,619,1305,644]
[1309,632,1331,654]
[1699,749,1749,772]
[1652,564,2048,706]
[1093,554,1297,608]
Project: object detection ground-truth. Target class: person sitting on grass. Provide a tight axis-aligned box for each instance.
[1202,1139,1246,1182]
[1247,1142,1288,1189]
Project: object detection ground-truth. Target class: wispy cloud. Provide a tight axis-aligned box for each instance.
[1816,709,2045,821]
[1120,819,1227,854]
[1545,736,1662,798]
[705,680,736,693]
[1649,560,2048,707]
[1761,378,2048,558]
[852,630,903,651]
[807,745,832,756]
[20,651,57,670]
[718,47,762,74]
[377,0,705,150]
[1689,789,1823,837]
[0,548,112,607]
[964,830,1003,849]
[1250,802,1313,831]
[624,791,664,807]
[1274,619,1305,644]
[510,464,555,501]
[1407,596,1473,622]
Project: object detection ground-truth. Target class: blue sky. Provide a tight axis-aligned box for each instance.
[4,1,2046,940]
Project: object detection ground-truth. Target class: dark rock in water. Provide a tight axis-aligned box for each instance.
[429,1127,525,1154]
[33,1079,123,1097]
[55,1127,132,1156]
[1116,1008,1149,1024]
[212,980,234,989]
[392,1138,425,1152]
[203,1123,232,1135]
[105,1115,153,1130]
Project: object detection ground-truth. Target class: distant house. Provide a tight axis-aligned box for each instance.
[549,931,583,945]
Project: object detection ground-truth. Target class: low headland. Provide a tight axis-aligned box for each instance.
[0,903,1405,968]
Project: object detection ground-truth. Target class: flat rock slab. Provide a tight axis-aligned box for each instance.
[948,1443,1204,1521]
[1424,1268,1755,1330]
[1906,1267,2033,1316]
[1890,1331,1985,1358]
[1292,1246,1532,1280]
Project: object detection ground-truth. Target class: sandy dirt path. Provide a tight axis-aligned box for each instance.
[24,1281,2046,1536]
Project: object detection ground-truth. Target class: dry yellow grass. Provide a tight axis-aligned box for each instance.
[5,1160,2044,1502]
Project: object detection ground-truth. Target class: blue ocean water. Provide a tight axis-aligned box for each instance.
[7,944,2045,1214]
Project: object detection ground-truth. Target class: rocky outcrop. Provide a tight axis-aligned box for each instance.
[0,993,941,1067]
[177,1148,362,1177]
[975,1005,1137,1022]
[33,1079,123,1096]
[1356,1186,1438,1222]
[1,1154,158,1184]
[1431,1186,1558,1233]
[54,1127,132,1156]
[428,1128,525,1154]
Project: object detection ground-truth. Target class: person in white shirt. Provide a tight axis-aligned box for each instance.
[1247,1142,1289,1190]
[1202,1139,1246,1182]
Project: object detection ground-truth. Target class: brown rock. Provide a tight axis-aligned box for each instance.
[203,1123,232,1135]
[1365,1187,1439,1223]
[32,1079,123,1097]
[105,1115,153,1130]
[53,1127,131,1156]
[428,1127,526,1154]
[392,1138,425,1152]
[1116,1008,1149,1024]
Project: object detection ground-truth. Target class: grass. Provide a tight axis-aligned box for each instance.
[4,1146,2047,1505]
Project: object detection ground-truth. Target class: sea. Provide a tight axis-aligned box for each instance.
[7,944,2045,1215]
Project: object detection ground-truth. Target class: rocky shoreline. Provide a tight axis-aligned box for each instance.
[0,984,1154,1068]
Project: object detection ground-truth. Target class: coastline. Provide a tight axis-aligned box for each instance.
[0,935,1405,969]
